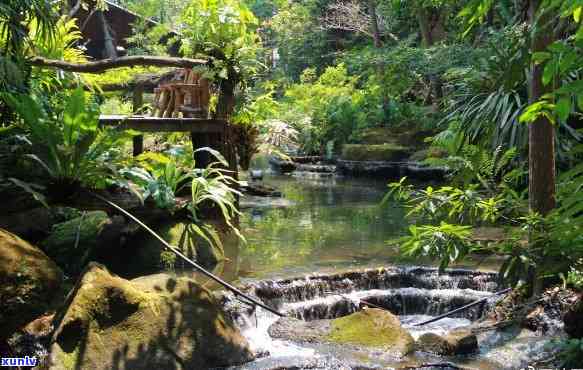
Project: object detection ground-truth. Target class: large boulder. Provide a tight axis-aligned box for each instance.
[415,329,478,356]
[269,308,415,356]
[41,211,124,275]
[48,263,253,370]
[0,229,63,339]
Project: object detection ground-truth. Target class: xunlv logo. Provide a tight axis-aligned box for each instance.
[0,356,38,367]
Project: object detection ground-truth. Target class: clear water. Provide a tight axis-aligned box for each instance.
[189,173,501,287]
[234,174,409,280]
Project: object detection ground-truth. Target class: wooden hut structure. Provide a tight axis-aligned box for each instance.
[98,66,239,177]
[71,0,180,60]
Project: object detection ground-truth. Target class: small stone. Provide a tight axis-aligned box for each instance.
[416,329,478,356]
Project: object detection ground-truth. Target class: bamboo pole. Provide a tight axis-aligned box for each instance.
[413,288,512,327]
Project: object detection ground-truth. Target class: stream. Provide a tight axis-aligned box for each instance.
[172,172,558,370]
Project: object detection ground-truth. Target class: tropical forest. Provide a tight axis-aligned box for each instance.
[2,0,583,369]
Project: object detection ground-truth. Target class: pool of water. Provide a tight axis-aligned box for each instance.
[183,173,501,287]
[234,174,409,279]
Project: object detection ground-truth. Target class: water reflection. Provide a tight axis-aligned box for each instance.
[176,173,501,287]
[232,175,408,281]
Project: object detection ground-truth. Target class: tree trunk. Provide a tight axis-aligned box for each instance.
[528,0,556,216]
[416,6,445,47]
[29,55,207,73]
[368,0,382,48]
[417,6,433,47]
[527,0,555,296]
[67,0,83,19]
[416,5,445,105]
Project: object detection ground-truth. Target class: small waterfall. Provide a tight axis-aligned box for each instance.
[240,266,498,308]
[280,287,495,322]
[223,266,503,367]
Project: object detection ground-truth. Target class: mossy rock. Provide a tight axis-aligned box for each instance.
[269,308,414,356]
[357,126,435,148]
[409,147,448,162]
[0,229,63,340]
[341,144,411,162]
[41,211,113,275]
[415,329,478,355]
[564,297,583,338]
[134,222,225,274]
[48,263,255,370]
[327,309,414,354]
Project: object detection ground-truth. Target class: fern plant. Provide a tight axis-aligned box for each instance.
[428,144,525,195]
[4,88,129,198]
[29,16,89,91]
[385,177,512,272]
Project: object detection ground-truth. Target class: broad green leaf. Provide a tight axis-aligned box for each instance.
[556,98,571,122]
[542,61,556,86]
[532,52,551,63]
[574,6,582,22]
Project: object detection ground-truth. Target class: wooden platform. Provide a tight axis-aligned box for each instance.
[99,115,227,133]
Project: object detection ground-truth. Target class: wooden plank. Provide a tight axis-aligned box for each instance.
[99,115,227,133]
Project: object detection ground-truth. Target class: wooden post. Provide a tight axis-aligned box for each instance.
[216,77,240,218]
[132,86,144,157]
[192,76,227,169]
[218,79,238,178]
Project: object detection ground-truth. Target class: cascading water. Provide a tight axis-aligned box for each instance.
[223,266,508,369]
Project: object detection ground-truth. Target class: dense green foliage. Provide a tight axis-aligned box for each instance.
[4,88,128,192]
[2,0,583,363]
[0,0,250,276]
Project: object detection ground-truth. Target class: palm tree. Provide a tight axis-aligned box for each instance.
[0,0,56,58]
[1,0,56,124]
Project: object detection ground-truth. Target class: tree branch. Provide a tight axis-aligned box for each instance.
[28,55,207,74]
[321,0,399,42]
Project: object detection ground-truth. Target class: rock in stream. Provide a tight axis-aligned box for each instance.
[269,308,415,356]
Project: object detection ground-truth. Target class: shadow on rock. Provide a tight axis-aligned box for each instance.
[47,263,255,370]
